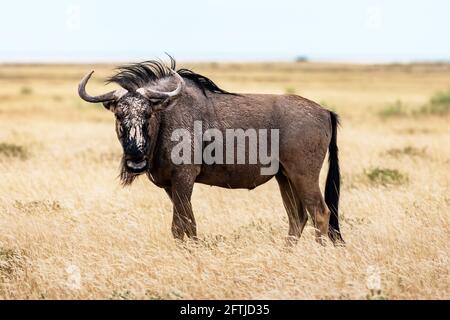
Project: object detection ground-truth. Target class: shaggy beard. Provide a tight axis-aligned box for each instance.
[119,156,139,186]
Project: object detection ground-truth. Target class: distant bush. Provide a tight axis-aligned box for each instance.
[0,142,28,160]
[208,62,219,69]
[415,90,450,116]
[295,56,309,62]
[365,168,408,186]
[320,100,337,112]
[378,100,408,118]
[285,87,296,94]
[378,91,450,119]
[20,86,33,95]
[386,146,426,158]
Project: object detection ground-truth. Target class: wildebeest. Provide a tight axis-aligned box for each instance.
[78,56,344,244]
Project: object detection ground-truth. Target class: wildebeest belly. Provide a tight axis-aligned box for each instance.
[196,164,275,189]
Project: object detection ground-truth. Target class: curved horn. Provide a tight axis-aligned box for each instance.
[136,71,185,99]
[78,70,118,103]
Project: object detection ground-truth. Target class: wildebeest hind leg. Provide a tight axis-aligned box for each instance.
[290,176,330,245]
[276,173,308,245]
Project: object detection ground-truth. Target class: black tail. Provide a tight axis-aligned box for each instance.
[325,111,344,243]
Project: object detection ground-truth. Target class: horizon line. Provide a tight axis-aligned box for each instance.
[1,58,449,66]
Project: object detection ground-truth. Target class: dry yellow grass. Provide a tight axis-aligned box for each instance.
[0,62,449,299]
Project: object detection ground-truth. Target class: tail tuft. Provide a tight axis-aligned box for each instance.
[325,111,344,243]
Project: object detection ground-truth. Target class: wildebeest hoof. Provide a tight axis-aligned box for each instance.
[285,235,299,247]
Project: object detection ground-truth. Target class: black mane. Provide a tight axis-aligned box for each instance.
[107,55,233,95]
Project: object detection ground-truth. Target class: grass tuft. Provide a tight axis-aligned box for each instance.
[415,90,450,116]
[14,200,63,215]
[285,87,296,94]
[365,168,408,186]
[20,86,33,95]
[52,95,63,102]
[0,248,24,279]
[379,100,408,118]
[320,100,337,112]
[386,146,426,158]
[0,143,28,160]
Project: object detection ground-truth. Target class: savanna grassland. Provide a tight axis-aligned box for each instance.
[0,61,449,299]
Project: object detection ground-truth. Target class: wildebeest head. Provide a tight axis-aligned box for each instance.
[78,65,185,183]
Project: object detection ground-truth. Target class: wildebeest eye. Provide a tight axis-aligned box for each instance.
[149,98,163,104]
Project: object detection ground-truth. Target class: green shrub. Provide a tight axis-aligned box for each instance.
[379,100,408,118]
[416,90,450,116]
[430,89,450,106]
[365,168,408,186]
[285,87,296,94]
[320,100,337,112]
[20,86,33,95]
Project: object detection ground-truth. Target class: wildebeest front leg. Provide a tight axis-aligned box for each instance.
[169,170,198,240]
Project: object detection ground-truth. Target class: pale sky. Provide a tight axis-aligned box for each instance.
[1,0,449,63]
